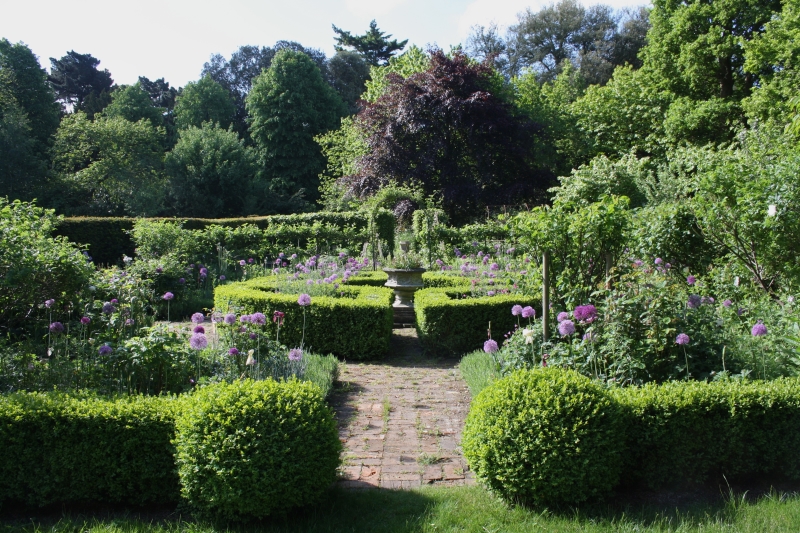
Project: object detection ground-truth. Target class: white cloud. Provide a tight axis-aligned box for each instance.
[345,0,409,18]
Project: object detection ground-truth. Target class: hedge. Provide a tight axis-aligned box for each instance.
[0,392,180,509]
[54,210,395,265]
[215,278,394,359]
[613,378,800,489]
[345,271,472,288]
[415,288,538,354]
[174,379,340,520]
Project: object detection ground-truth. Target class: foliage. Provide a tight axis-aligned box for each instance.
[164,122,263,217]
[315,116,368,211]
[215,278,394,358]
[463,368,625,507]
[332,20,408,66]
[47,51,114,113]
[174,379,340,521]
[173,75,235,131]
[0,392,180,509]
[102,82,165,129]
[459,350,501,398]
[0,199,95,336]
[415,288,538,355]
[550,151,649,208]
[247,49,347,204]
[327,51,371,113]
[361,45,429,103]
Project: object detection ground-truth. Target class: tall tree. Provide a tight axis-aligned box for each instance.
[348,49,552,221]
[466,23,509,74]
[0,69,40,199]
[247,49,346,204]
[174,75,235,131]
[102,82,164,129]
[48,51,113,113]
[138,76,178,110]
[328,51,371,113]
[332,20,407,66]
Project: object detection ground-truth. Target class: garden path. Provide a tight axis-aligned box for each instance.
[331,328,476,489]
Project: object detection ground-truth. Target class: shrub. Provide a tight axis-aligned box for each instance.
[415,288,538,354]
[459,350,501,398]
[462,368,625,507]
[174,380,340,521]
[613,378,800,488]
[0,392,179,509]
[215,278,394,359]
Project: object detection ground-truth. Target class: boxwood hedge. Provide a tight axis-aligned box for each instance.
[215,278,394,359]
[415,288,538,354]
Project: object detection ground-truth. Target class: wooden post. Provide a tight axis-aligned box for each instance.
[542,251,550,342]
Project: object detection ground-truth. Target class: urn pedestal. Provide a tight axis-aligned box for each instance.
[383,268,425,327]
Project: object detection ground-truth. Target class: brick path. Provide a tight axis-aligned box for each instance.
[331,328,475,489]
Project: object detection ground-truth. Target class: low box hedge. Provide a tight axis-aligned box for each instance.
[415,288,538,355]
[215,278,394,359]
[0,392,180,509]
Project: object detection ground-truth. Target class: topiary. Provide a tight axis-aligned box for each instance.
[173,379,341,521]
[462,367,624,507]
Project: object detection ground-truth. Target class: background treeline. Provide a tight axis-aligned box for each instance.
[1,0,799,222]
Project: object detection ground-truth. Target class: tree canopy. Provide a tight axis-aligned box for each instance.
[48,51,114,113]
[174,75,235,131]
[332,20,407,66]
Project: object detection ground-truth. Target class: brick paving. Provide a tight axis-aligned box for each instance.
[331,328,476,489]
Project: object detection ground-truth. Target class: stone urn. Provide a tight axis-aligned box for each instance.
[383,268,426,326]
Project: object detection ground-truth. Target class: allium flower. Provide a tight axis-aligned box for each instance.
[522,328,535,345]
[219,275,226,281]
[490,263,499,271]
[239,260,246,266]
[487,291,495,296]
[249,333,257,339]
[558,320,576,336]
[224,313,236,325]
[582,331,596,343]
[155,267,163,273]
[190,333,208,350]
[49,322,64,334]
[573,304,598,323]
[179,278,186,284]
[125,319,135,327]
[273,311,285,325]
[229,347,239,355]
[557,311,569,323]
[80,316,91,325]
[251,312,266,325]
[191,312,205,324]
[102,302,115,314]
[483,339,499,353]
[675,333,690,345]
[751,322,768,336]
[654,258,663,265]
[522,306,535,318]
[288,348,303,361]
[98,344,113,356]
[723,299,732,308]
[687,295,702,309]
[199,267,208,277]
[44,299,55,308]
[239,315,251,323]
[687,275,696,285]
[289,255,295,260]
[193,325,205,334]
[249,257,255,263]
[511,304,523,316]
[111,298,119,304]
[633,260,643,267]
[163,292,174,301]
[298,293,311,306]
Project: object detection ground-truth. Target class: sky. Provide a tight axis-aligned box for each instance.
[3,0,645,89]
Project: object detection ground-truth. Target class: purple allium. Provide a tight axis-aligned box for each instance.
[155,267,163,274]
[249,257,255,263]
[224,313,236,325]
[582,331,596,343]
[190,333,208,350]
[163,292,174,301]
[558,319,576,336]
[44,299,55,308]
[654,258,663,265]
[80,316,91,325]
[290,255,296,260]
[193,325,205,334]
[675,333,690,345]
[49,322,64,334]
[239,315,251,323]
[111,298,119,304]
[249,333,257,339]
[229,347,239,355]
[102,302,115,314]
[687,275,696,285]
[288,348,303,361]
[191,312,205,324]
[483,339,499,353]
[125,319,135,326]
[557,311,570,323]
[239,260,246,266]
[687,295,702,309]
[573,304,598,324]
[98,344,112,356]
[189,264,195,268]
[219,275,226,281]
[723,299,732,308]
[199,268,208,277]
[737,307,745,316]
[512,305,523,316]
[751,322,768,336]
[490,262,499,271]
[298,293,311,306]
[251,312,267,325]
[487,291,495,296]
[179,278,186,284]
[633,259,643,267]
[522,306,535,318]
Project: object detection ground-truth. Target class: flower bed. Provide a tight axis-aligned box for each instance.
[215,278,394,359]
[415,288,538,355]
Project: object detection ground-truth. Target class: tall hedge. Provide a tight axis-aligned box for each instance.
[0,392,180,509]
[215,278,394,359]
[415,288,538,354]
[54,210,395,265]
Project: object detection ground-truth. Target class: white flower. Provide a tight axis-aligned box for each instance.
[768,204,777,217]
[246,349,256,366]
[522,328,535,345]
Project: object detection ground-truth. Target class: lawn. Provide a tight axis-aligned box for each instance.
[3,485,800,533]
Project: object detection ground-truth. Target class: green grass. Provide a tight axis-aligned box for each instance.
[3,485,800,532]
[458,350,501,398]
[303,353,339,399]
